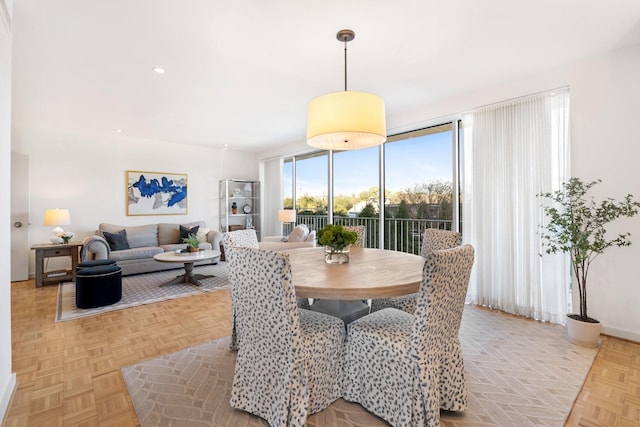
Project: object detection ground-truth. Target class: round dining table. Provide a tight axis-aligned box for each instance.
[287,246,425,300]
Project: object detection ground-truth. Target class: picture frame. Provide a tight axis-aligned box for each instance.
[126,170,188,216]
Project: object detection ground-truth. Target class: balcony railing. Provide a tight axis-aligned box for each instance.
[293,215,453,255]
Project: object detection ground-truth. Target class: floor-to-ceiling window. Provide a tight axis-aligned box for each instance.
[333,146,380,247]
[284,152,329,232]
[384,123,455,252]
[283,121,460,252]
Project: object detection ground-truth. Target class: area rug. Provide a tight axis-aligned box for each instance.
[56,263,230,322]
[122,305,598,426]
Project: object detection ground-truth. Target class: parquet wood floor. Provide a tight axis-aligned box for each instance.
[3,279,639,426]
[5,279,232,427]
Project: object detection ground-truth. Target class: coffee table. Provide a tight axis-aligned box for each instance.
[153,249,221,287]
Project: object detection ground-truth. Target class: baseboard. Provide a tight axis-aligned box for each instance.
[0,373,16,425]
[603,325,640,343]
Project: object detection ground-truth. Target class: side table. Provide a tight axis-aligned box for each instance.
[31,242,83,288]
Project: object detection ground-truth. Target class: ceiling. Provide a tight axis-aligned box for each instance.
[11,0,640,152]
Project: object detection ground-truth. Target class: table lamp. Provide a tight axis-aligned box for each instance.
[44,208,71,244]
[278,209,297,236]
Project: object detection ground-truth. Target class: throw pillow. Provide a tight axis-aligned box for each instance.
[103,229,130,251]
[306,230,316,243]
[196,227,210,241]
[287,224,309,242]
[179,225,200,242]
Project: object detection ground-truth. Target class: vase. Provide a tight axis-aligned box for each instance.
[325,246,350,264]
[566,314,602,348]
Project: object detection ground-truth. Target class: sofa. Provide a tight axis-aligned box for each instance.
[259,224,316,251]
[82,221,222,276]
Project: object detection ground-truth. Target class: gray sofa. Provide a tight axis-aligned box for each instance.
[82,221,222,276]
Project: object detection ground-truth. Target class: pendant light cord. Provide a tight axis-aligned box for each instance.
[344,38,348,91]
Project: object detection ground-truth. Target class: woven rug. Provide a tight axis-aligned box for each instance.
[122,305,598,426]
[56,263,230,322]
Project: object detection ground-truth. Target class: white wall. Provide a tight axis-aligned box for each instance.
[259,43,640,341]
[11,127,258,276]
[0,0,16,421]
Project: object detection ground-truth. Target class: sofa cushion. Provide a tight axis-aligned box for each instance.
[306,230,316,243]
[125,224,158,248]
[197,227,210,241]
[108,246,164,262]
[287,224,309,242]
[158,221,206,245]
[100,223,158,248]
[103,230,130,251]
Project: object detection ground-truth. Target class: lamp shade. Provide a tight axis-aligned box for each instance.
[278,209,297,223]
[307,91,386,150]
[43,209,71,226]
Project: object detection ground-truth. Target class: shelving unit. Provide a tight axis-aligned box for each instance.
[219,179,260,239]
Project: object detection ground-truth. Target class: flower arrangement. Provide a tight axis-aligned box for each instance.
[58,230,74,244]
[317,224,357,251]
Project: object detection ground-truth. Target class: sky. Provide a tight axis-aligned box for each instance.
[285,130,454,199]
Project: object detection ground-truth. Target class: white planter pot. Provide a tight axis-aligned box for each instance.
[566,315,602,348]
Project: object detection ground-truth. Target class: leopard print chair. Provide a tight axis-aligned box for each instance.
[227,247,345,426]
[343,225,366,248]
[223,229,311,351]
[221,229,259,249]
[342,245,475,427]
[223,229,311,308]
[370,228,462,314]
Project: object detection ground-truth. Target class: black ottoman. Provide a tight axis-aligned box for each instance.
[76,265,122,309]
[76,259,117,273]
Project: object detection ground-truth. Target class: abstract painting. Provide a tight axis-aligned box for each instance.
[126,170,188,215]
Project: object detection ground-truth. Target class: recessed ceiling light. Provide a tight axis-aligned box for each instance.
[152,67,165,74]
[114,128,122,133]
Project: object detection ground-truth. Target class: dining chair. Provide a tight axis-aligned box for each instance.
[370,228,462,314]
[342,244,474,427]
[227,247,345,426]
[222,229,259,249]
[223,230,309,351]
[223,229,311,308]
[343,225,366,248]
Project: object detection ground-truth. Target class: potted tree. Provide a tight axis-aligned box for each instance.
[539,178,640,347]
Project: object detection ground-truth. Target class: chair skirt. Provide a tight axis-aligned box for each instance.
[370,293,417,314]
[231,309,344,426]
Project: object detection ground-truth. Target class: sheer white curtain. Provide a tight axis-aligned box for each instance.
[260,157,283,237]
[462,89,570,324]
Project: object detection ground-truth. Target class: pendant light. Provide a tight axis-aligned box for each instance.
[306,29,386,150]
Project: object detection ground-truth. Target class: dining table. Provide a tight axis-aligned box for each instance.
[286,246,425,323]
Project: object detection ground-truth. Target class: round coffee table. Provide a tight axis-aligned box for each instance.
[153,249,221,287]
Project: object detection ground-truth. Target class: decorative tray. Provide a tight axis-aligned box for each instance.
[174,249,205,256]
